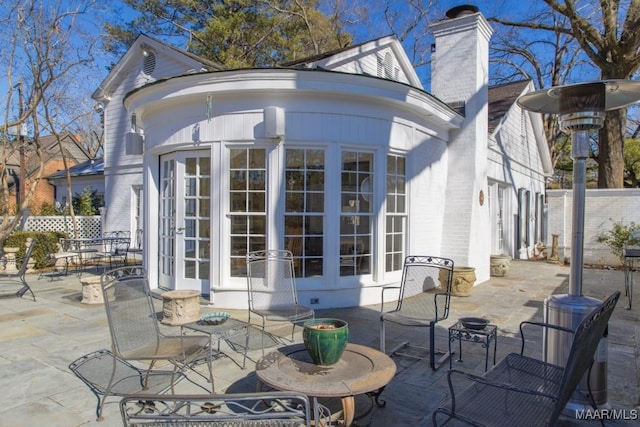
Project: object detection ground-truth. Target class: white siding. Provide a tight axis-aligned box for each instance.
[313,47,412,85]
[102,45,209,235]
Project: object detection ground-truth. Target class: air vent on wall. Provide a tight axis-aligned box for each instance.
[143,51,156,76]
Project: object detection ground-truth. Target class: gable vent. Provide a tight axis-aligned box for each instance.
[143,51,156,76]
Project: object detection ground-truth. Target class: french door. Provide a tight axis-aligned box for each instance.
[159,151,211,292]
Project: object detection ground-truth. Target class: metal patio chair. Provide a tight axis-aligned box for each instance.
[0,239,37,301]
[120,391,332,426]
[94,231,131,269]
[380,255,454,370]
[432,291,620,427]
[98,266,212,421]
[246,250,314,360]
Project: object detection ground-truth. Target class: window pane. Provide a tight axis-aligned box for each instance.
[229,148,266,276]
[307,216,323,234]
[250,216,265,234]
[340,150,373,277]
[184,260,196,278]
[199,220,210,238]
[185,158,197,175]
[200,178,211,196]
[185,219,195,237]
[306,193,324,212]
[185,178,196,196]
[285,148,325,277]
[230,149,246,168]
[308,171,324,190]
[286,149,304,168]
[249,149,265,168]
[231,193,246,212]
[230,217,246,234]
[248,192,265,212]
[249,171,265,190]
[230,171,246,190]
[231,237,246,255]
[286,171,304,190]
[308,150,324,168]
[199,199,210,217]
[185,199,196,216]
[199,262,210,280]
[200,157,211,175]
[384,154,406,273]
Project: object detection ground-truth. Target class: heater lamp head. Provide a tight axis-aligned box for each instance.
[517,80,640,115]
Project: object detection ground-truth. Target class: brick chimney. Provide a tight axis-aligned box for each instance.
[430,5,493,282]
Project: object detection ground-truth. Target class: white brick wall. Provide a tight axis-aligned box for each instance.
[431,12,493,282]
[547,189,640,266]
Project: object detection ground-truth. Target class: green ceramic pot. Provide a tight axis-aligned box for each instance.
[302,318,349,366]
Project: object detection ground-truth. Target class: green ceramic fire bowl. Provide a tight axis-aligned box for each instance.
[302,318,349,366]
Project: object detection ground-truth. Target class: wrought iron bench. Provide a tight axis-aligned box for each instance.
[120,391,331,426]
[432,291,620,427]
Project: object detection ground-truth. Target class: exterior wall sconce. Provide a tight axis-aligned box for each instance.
[125,132,144,155]
[140,43,153,57]
[125,113,144,155]
[264,106,285,141]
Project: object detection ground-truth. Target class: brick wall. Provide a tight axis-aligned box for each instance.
[546,189,640,266]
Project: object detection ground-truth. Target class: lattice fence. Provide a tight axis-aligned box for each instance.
[23,216,102,238]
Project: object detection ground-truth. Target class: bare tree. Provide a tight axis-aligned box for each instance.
[492,0,640,188]
[488,7,592,171]
[0,0,102,247]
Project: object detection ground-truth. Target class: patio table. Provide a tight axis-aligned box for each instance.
[53,236,129,276]
[255,343,396,427]
[181,318,249,370]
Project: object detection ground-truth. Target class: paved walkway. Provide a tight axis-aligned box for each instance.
[0,260,638,426]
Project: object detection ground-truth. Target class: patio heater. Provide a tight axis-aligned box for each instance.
[517,80,640,412]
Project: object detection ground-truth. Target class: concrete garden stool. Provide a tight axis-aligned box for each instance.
[81,276,104,304]
[161,290,201,325]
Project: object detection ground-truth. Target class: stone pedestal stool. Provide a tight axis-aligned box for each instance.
[81,275,104,304]
[161,290,201,325]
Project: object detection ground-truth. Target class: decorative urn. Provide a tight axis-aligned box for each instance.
[302,318,349,366]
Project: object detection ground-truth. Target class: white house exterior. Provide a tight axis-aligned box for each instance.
[486,80,553,261]
[94,8,551,309]
[47,158,105,208]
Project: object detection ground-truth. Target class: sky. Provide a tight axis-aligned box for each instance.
[0,0,630,135]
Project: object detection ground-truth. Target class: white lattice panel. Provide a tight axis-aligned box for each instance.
[24,216,102,238]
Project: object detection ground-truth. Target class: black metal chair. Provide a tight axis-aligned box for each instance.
[98,266,212,421]
[94,231,131,269]
[432,291,621,427]
[0,239,37,301]
[245,250,314,363]
[379,255,454,370]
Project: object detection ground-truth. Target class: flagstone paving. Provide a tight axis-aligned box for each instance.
[0,260,638,426]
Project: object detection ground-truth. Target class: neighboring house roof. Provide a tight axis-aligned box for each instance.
[46,158,104,180]
[488,80,530,133]
[5,133,92,188]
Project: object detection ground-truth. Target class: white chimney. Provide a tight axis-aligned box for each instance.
[430,6,493,281]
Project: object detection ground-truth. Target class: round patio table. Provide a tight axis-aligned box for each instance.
[255,343,396,426]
